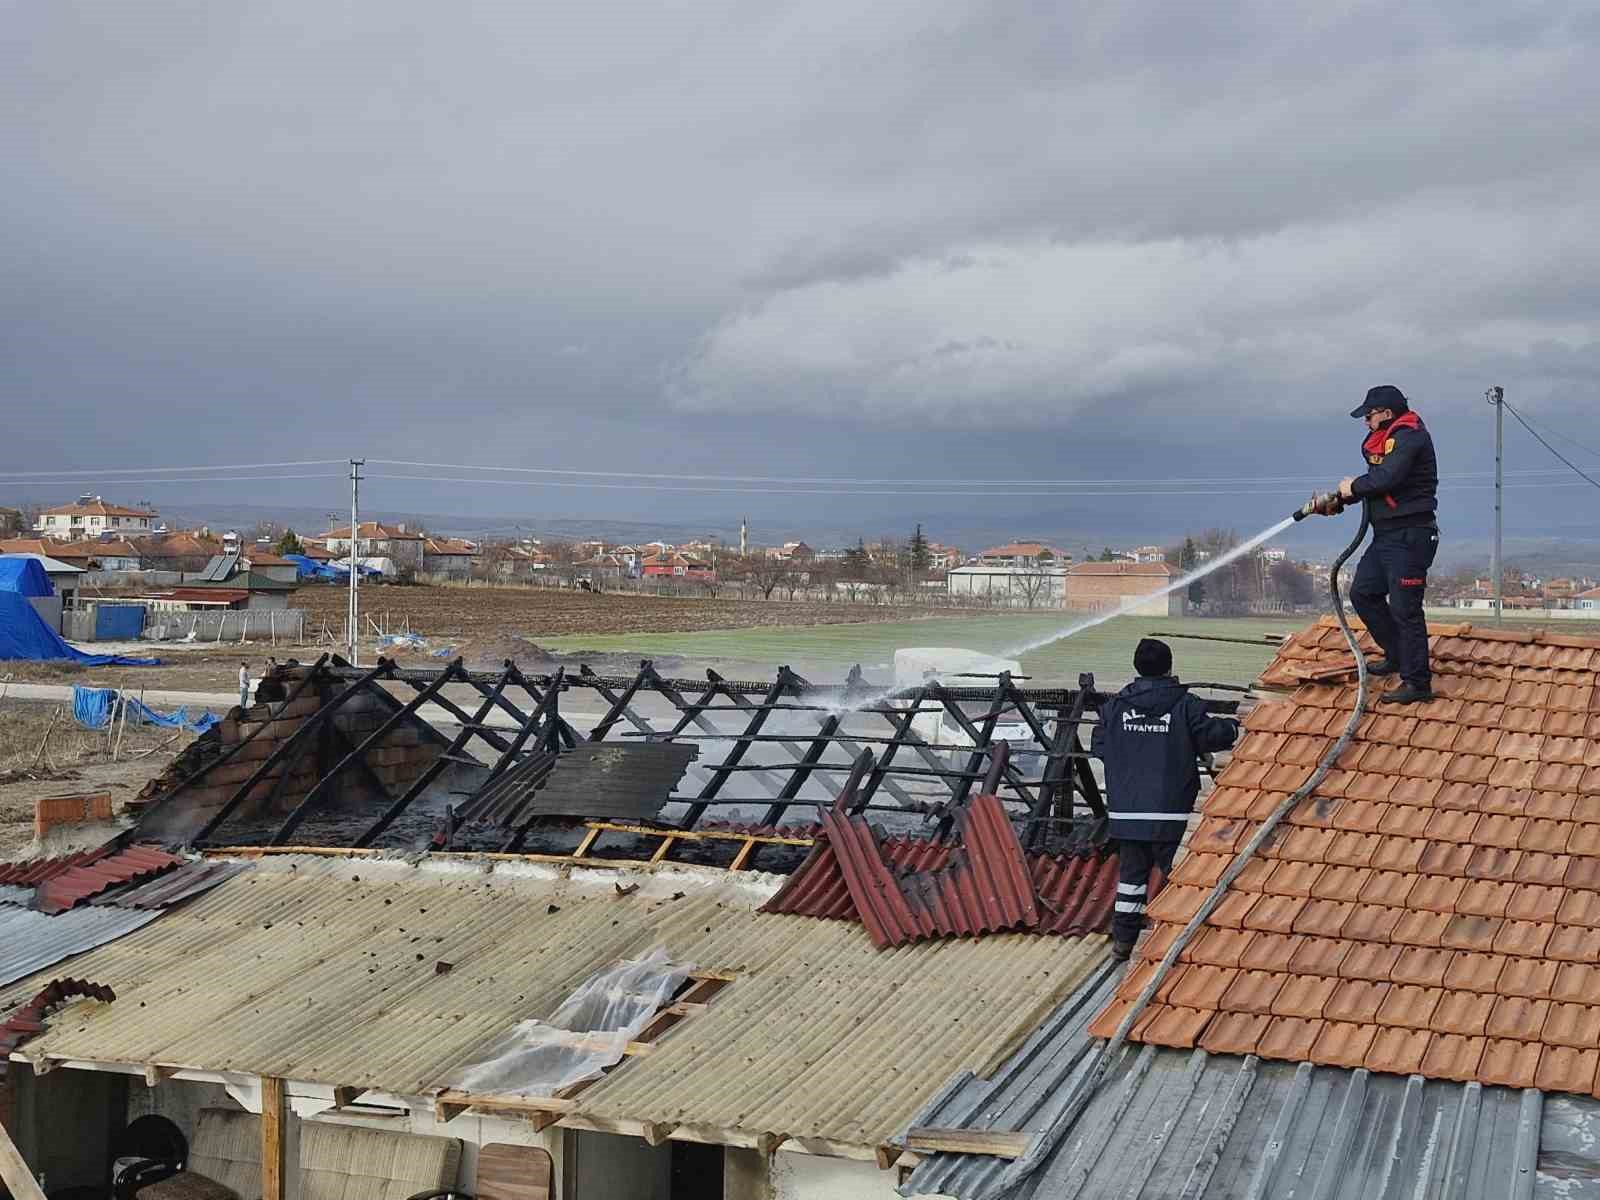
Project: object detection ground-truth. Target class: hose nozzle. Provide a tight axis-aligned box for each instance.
[1293,491,1344,521]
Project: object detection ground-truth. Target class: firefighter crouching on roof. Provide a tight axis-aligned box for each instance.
[1091,638,1242,960]
[1337,384,1441,705]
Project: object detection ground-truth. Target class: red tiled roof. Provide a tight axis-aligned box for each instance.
[40,500,153,519]
[979,543,1067,559]
[43,540,140,560]
[321,521,425,541]
[0,538,53,556]
[1090,617,1600,1095]
[424,537,479,555]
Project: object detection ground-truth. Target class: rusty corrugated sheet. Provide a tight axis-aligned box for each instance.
[0,847,110,887]
[94,859,248,909]
[810,794,1044,949]
[763,815,1118,941]
[0,978,116,1073]
[34,845,183,914]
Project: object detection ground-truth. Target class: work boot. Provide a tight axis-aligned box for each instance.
[1366,658,1399,676]
[1111,939,1135,961]
[1382,683,1435,705]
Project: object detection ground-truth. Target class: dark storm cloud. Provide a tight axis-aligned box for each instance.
[3,1,1599,538]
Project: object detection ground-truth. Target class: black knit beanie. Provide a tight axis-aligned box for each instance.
[1134,637,1172,678]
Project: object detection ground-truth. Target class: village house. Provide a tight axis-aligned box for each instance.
[422,536,482,579]
[641,551,714,581]
[976,541,1070,569]
[33,495,157,541]
[320,521,426,572]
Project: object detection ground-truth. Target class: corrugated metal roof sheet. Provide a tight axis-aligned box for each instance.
[0,885,34,906]
[763,835,1116,939]
[7,855,1109,1149]
[92,859,248,909]
[0,904,161,990]
[901,1015,1600,1199]
[34,845,183,914]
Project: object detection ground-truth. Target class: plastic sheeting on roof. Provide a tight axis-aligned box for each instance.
[0,591,158,665]
[0,556,53,596]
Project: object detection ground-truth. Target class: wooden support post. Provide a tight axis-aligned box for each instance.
[261,1076,288,1200]
[0,1111,45,1200]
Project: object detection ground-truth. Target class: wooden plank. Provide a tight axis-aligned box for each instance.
[478,1144,553,1200]
[0,1111,46,1200]
[649,834,678,863]
[903,1127,1031,1159]
[333,1086,366,1108]
[261,1076,288,1200]
[582,821,814,847]
[572,826,602,859]
[727,837,758,872]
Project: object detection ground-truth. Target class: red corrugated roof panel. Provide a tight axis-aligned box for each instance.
[33,845,183,914]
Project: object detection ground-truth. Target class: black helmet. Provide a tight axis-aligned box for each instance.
[1350,385,1410,419]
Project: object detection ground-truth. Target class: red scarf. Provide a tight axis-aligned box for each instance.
[1361,411,1422,507]
[1362,410,1421,458]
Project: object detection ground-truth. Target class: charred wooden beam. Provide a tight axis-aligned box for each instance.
[353,663,516,847]
[192,658,392,845]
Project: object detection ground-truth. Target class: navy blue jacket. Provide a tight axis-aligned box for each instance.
[1090,676,1240,841]
[1350,415,1438,529]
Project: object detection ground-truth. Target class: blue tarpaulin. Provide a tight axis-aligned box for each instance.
[0,592,159,664]
[0,558,52,597]
[285,554,342,580]
[94,604,146,641]
[72,685,217,733]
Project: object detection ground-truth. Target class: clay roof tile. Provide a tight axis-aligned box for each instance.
[1425,810,1482,843]
[1409,875,1467,913]
[1543,737,1589,765]
[1183,927,1257,969]
[1541,710,1589,738]
[1325,832,1383,868]
[1506,883,1565,924]
[1544,1003,1600,1049]
[1287,937,1350,978]
[1545,924,1600,964]
[1557,890,1600,928]
[1360,870,1417,908]
[1430,990,1496,1036]
[1263,861,1326,898]
[1488,758,1542,790]
[1387,776,1446,806]
[1198,1011,1272,1056]
[1391,909,1452,947]
[1500,957,1562,999]
[1391,947,1455,988]
[1378,806,1434,839]
[1499,732,1546,762]
[1478,1038,1545,1089]
[1325,979,1390,1023]
[1409,722,1460,752]
[1339,942,1403,981]
[1442,952,1506,994]
[1455,879,1514,918]
[1417,842,1475,877]
[1516,853,1574,889]
[1477,815,1531,850]
[1467,847,1524,881]
[1365,1027,1433,1076]
[1486,997,1551,1041]
[1257,1016,1326,1062]
[1271,974,1340,1020]
[1419,1034,1487,1082]
[1219,970,1289,1016]
[1309,1021,1381,1069]
[1291,901,1355,940]
[1237,932,1304,974]
[1137,1005,1216,1048]
[1168,965,1239,1011]
[1241,894,1309,935]
[1370,837,1428,873]
[1552,964,1600,1003]
[1526,792,1577,821]
[1341,904,1405,943]
[1435,782,1488,811]
[1501,707,1545,734]
[1483,787,1534,816]
[1490,919,1552,958]
[1566,824,1600,857]
[1536,1046,1600,1094]
[1376,984,1443,1028]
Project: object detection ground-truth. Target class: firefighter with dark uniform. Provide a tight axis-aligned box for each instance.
[1091,638,1242,959]
[1336,384,1441,704]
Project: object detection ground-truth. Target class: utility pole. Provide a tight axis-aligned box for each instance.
[348,458,365,664]
[1486,387,1504,626]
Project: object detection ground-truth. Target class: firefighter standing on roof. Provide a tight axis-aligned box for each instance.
[1337,384,1441,705]
[1091,638,1241,960]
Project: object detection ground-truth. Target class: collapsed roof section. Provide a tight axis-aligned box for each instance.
[128,655,1238,869]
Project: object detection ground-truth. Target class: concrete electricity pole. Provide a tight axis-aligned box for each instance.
[348,458,365,664]
[1486,386,1504,626]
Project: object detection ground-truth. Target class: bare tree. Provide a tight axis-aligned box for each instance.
[1013,570,1054,609]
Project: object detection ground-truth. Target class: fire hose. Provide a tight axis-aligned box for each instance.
[1039,495,1374,1152]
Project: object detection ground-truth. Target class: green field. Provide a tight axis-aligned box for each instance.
[541,613,1301,690]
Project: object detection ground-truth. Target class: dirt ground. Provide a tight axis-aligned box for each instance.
[4,584,989,692]
[0,700,198,857]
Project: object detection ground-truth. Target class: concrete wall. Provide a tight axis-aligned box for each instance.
[28,592,62,634]
[769,1153,929,1200]
[6,1064,130,1190]
[144,607,307,643]
[564,1129,673,1199]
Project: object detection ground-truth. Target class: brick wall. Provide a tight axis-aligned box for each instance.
[34,792,113,840]
[1065,569,1182,617]
[133,666,450,842]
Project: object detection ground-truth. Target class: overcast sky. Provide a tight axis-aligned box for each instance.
[4,2,1599,548]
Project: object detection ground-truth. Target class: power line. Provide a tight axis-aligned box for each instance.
[1502,400,1600,495]
[0,459,345,478]
[1507,407,1600,461]
[0,473,345,487]
[362,472,1597,498]
[365,457,1574,488]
